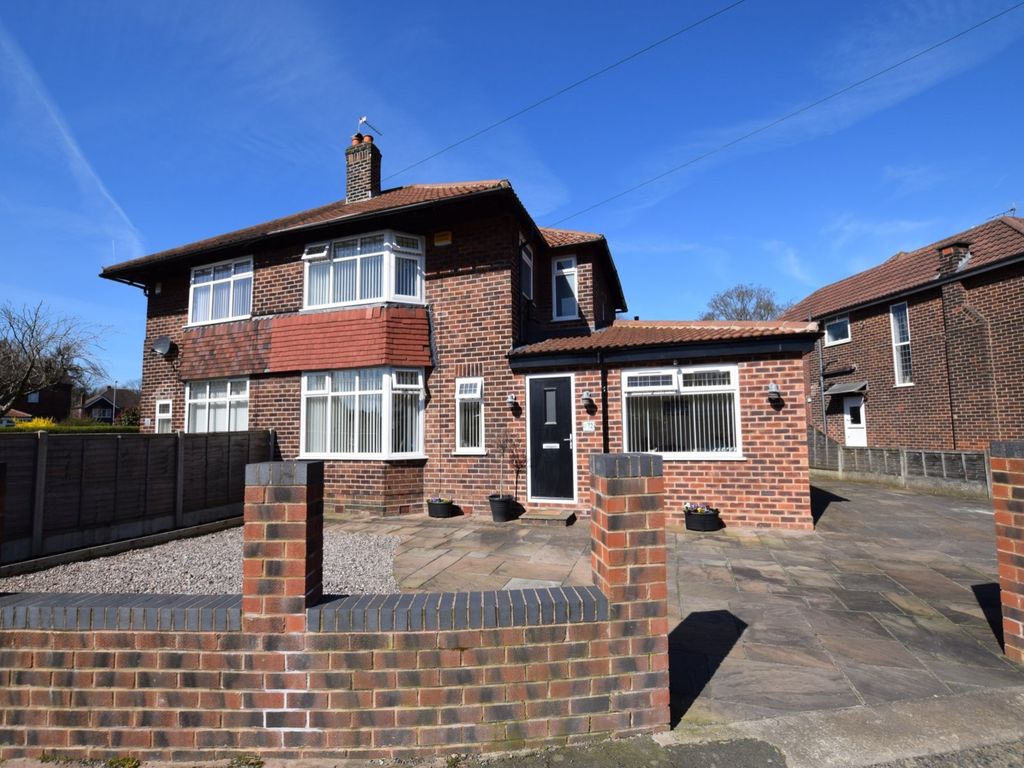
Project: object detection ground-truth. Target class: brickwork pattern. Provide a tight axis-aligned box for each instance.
[990,442,1024,665]
[0,458,669,760]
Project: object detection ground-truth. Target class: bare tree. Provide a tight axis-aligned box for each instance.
[0,303,106,418]
[700,284,793,321]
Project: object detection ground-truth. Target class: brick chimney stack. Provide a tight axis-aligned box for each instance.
[346,133,381,202]
[937,241,971,276]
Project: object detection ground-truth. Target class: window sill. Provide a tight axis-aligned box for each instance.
[185,315,252,329]
[302,298,426,313]
[299,452,428,461]
[453,449,487,456]
[894,383,915,388]
[551,315,581,323]
[660,453,746,462]
[824,337,851,347]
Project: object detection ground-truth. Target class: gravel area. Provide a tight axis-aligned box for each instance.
[0,527,400,594]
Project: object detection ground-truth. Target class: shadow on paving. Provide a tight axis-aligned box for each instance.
[810,484,847,525]
[668,609,747,727]
[971,582,1005,649]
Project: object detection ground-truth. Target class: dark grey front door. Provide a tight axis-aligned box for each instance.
[528,376,574,500]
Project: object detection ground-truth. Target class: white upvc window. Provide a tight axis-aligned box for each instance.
[622,364,742,460]
[520,235,534,300]
[301,367,425,459]
[155,400,173,434]
[455,377,485,455]
[189,257,253,325]
[824,314,850,346]
[303,230,424,310]
[890,302,913,386]
[552,255,578,321]
[185,378,249,433]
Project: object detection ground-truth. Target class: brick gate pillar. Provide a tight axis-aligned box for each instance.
[242,461,324,633]
[991,442,1024,664]
[589,453,670,731]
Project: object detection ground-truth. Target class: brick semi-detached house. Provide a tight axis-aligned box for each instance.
[784,215,1024,451]
[101,134,819,529]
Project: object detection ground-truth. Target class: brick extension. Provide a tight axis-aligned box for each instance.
[0,457,669,760]
[990,442,1024,664]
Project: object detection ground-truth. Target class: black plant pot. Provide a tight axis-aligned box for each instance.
[427,500,457,518]
[684,510,722,532]
[488,494,515,522]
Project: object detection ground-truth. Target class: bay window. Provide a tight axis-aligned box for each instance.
[622,365,742,459]
[304,230,424,310]
[455,377,485,454]
[302,367,424,458]
[186,378,249,433]
[189,257,252,325]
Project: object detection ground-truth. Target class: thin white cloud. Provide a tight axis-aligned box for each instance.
[763,240,815,286]
[822,213,934,253]
[882,164,947,196]
[0,19,143,260]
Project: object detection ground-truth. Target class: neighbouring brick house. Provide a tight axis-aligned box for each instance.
[101,134,819,529]
[784,216,1024,451]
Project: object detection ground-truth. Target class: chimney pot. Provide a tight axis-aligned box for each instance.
[351,132,363,146]
[362,134,374,144]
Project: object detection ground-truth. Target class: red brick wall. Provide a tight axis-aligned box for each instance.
[0,458,668,760]
[803,262,1024,451]
[989,442,1024,665]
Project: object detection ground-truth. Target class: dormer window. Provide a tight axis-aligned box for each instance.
[304,230,424,310]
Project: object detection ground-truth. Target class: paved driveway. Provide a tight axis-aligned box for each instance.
[338,480,1023,727]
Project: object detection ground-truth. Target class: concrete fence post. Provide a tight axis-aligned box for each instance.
[241,460,324,634]
[989,441,1024,664]
[589,452,670,732]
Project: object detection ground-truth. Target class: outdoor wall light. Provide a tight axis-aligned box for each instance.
[767,382,782,403]
[506,393,518,408]
[581,390,595,407]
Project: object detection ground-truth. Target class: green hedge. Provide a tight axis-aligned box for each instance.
[0,425,141,435]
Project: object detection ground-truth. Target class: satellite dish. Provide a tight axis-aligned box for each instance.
[150,336,174,357]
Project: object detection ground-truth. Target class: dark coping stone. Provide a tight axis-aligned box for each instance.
[991,441,1024,459]
[453,592,468,630]
[468,591,483,629]
[408,593,426,631]
[365,595,387,632]
[423,593,440,631]
[379,595,399,631]
[577,587,596,622]
[497,590,513,627]
[510,590,526,625]
[565,588,583,622]
[394,594,414,631]
[438,593,455,631]
[538,588,554,624]
[589,452,663,479]
[551,589,569,624]
[524,590,540,625]
[244,460,324,488]
[483,591,498,629]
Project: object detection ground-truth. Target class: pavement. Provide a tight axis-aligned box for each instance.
[329,480,1024,767]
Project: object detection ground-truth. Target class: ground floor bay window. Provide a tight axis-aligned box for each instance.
[302,367,425,459]
[622,365,742,459]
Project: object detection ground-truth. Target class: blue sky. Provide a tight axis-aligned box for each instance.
[1,0,1022,384]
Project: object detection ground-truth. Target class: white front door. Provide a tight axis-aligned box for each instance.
[843,396,867,447]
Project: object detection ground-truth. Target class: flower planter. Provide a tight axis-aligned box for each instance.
[488,494,516,522]
[684,509,722,532]
[427,500,457,518]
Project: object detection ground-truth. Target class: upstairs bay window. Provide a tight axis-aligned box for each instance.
[186,378,249,433]
[302,367,424,459]
[552,256,578,321]
[622,365,742,460]
[189,257,253,325]
[304,231,424,310]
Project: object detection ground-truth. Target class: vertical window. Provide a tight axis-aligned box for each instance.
[520,237,534,300]
[189,257,253,325]
[824,315,850,345]
[552,256,578,320]
[304,231,424,309]
[155,400,173,434]
[185,378,249,433]
[622,366,741,459]
[302,368,424,458]
[890,302,913,385]
[455,377,484,454]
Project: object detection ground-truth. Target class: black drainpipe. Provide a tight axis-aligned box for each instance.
[599,350,610,453]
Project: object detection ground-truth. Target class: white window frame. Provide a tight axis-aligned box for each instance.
[299,367,426,460]
[520,235,534,301]
[621,363,743,460]
[185,378,249,433]
[302,230,425,311]
[155,399,173,434]
[187,256,253,326]
[454,377,485,455]
[551,255,579,321]
[890,302,914,386]
[824,314,851,346]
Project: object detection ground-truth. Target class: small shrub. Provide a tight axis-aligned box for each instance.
[106,758,141,768]
[16,416,56,430]
[227,756,264,768]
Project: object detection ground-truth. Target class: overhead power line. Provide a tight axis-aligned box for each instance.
[383,0,750,181]
[550,1,1024,226]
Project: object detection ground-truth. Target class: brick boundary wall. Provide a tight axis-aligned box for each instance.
[991,441,1024,664]
[0,456,668,760]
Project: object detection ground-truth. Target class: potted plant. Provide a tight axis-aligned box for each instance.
[683,502,722,532]
[488,429,524,522]
[427,496,457,518]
